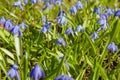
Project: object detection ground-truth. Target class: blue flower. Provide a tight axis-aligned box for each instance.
[75,1,84,10]
[24,0,28,4]
[75,25,85,32]
[57,16,67,25]
[40,23,51,33]
[58,10,66,17]
[56,38,66,46]
[13,1,23,10]
[41,16,46,24]
[31,0,38,4]
[93,7,101,14]
[4,19,13,30]
[106,8,114,16]
[107,42,118,52]
[19,22,28,29]
[90,32,99,42]
[6,64,20,80]
[0,16,6,24]
[55,0,64,6]
[114,10,120,17]
[55,75,74,80]
[49,0,55,4]
[97,14,109,32]
[10,25,22,37]
[65,27,74,35]
[69,5,77,15]
[30,64,45,80]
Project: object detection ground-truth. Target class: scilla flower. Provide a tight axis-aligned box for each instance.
[55,75,74,80]
[13,1,23,10]
[75,1,84,10]
[114,10,120,17]
[57,16,67,25]
[75,25,85,32]
[55,0,64,6]
[65,27,74,35]
[6,64,20,80]
[69,5,77,15]
[10,25,22,37]
[107,42,118,52]
[0,16,6,25]
[19,22,28,29]
[24,0,28,4]
[106,8,114,16]
[56,38,66,46]
[93,7,101,15]
[40,23,51,33]
[30,64,45,80]
[58,10,66,17]
[4,19,13,30]
[31,0,38,4]
[90,32,99,42]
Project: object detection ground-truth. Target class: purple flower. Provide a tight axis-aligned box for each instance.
[97,14,108,32]
[107,42,118,52]
[19,22,28,29]
[24,0,28,4]
[41,16,46,24]
[10,25,22,37]
[31,0,38,4]
[75,25,85,32]
[114,10,120,17]
[55,0,64,5]
[65,27,74,35]
[106,8,114,16]
[6,64,20,80]
[55,75,74,80]
[30,64,45,80]
[0,16,6,24]
[93,7,101,14]
[4,19,13,30]
[13,1,23,10]
[57,16,67,25]
[90,32,99,42]
[49,0,55,4]
[75,1,84,10]
[58,10,66,17]
[40,23,51,33]
[56,38,66,46]
[69,5,77,15]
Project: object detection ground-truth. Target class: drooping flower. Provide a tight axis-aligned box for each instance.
[65,27,74,35]
[0,16,6,25]
[40,23,51,33]
[114,10,120,17]
[75,1,84,10]
[24,0,28,4]
[57,16,67,25]
[90,32,99,42]
[30,64,45,80]
[10,25,22,37]
[31,0,38,4]
[74,25,85,32]
[93,7,101,14]
[69,5,77,15]
[49,0,55,4]
[56,38,66,46]
[4,19,13,30]
[58,10,66,17]
[13,1,23,10]
[6,64,20,80]
[41,16,46,24]
[55,75,74,80]
[106,8,114,16]
[55,0,64,6]
[107,42,118,52]
[97,14,108,32]
[19,22,28,29]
